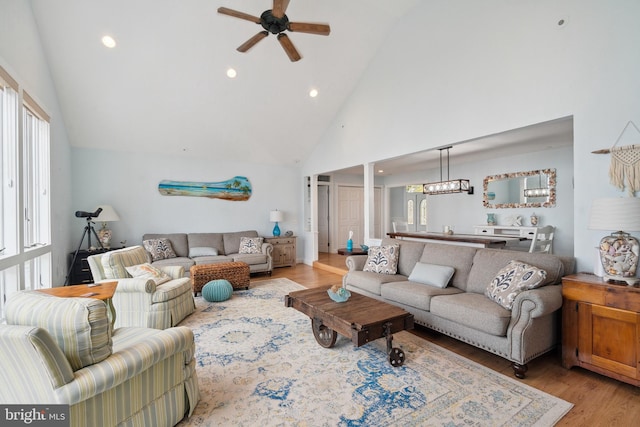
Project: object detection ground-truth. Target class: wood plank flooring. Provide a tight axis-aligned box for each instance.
[261,255,640,427]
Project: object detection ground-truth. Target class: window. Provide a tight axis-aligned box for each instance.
[419,199,427,226]
[22,92,51,250]
[407,200,414,225]
[0,65,51,322]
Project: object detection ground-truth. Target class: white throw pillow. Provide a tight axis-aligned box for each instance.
[363,245,400,275]
[125,263,171,285]
[485,260,547,310]
[408,262,455,288]
[189,246,219,257]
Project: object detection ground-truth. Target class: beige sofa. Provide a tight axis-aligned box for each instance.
[343,237,575,378]
[142,230,273,275]
[0,291,199,427]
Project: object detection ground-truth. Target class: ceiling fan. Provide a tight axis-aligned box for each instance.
[218,0,330,62]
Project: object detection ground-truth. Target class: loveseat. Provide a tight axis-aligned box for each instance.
[142,230,273,275]
[0,291,199,427]
[343,237,575,378]
[88,245,195,329]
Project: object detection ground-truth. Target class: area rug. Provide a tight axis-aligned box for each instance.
[178,278,572,426]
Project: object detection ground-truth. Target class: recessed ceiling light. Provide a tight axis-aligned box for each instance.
[226,68,237,78]
[101,35,116,48]
[378,169,384,174]
[309,88,319,98]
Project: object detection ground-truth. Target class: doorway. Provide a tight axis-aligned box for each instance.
[317,184,330,253]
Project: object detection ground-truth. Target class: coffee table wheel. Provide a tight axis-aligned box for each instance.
[389,347,405,367]
[311,319,337,348]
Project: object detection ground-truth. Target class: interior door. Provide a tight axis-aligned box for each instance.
[317,184,330,253]
[404,192,428,232]
[337,186,363,248]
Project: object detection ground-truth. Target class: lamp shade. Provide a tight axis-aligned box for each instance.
[95,205,120,222]
[270,210,284,223]
[588,198,640,231]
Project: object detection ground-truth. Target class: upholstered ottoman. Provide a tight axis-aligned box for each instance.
[202,280,234,302]
[190,261,250,296]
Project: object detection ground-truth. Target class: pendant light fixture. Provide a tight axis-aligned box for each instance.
[423,146,473,195]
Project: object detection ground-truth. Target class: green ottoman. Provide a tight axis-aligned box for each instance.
[202,279,233,302]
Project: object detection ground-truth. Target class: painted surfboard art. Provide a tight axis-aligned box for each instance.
[158,176,252,201]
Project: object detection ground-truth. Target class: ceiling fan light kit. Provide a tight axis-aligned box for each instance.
[218,0,330,62]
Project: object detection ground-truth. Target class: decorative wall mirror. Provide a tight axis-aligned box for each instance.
[483,169,556,208]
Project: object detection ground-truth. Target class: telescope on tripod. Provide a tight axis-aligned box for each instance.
[64,208,104,286]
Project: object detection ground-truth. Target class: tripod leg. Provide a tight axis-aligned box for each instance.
[65,226,91,286]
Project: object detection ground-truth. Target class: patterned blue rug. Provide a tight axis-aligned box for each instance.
[178,278,572,426]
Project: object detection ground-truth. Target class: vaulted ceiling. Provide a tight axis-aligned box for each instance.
[30,0,420,168]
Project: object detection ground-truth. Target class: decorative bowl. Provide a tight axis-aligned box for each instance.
[360,245,369,251]
[327,287,351,303]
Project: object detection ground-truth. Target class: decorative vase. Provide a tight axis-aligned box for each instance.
[487,213,496,226]
[346,239,353,252]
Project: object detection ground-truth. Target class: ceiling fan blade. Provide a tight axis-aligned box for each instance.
[217,7,261,24]
[287,22,331,36]
[237,31,269,52]
[277,33,301,62]
[272,0,291,19]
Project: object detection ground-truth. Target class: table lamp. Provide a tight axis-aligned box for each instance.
[588,197,640,285]
[96,205,120,248]
[270,209,284,237]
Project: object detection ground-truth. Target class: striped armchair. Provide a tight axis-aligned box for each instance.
[0,291,199,427]
[87,246,195,329]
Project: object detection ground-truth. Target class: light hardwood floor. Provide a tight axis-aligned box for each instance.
[260,255,640,427]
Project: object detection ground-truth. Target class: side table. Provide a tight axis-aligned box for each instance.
[264,236,296,268]
[562,273,640,386]
[37,281,118,326]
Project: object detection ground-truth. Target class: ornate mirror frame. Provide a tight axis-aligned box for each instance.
[483,168,556,209]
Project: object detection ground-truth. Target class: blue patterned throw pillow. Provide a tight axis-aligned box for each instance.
[485,260,547,310]
[363,245,400,275]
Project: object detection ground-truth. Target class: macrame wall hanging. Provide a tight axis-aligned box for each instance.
[592,120,640,196]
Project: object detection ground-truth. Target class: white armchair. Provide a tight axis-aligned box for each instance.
[88,246,195,329]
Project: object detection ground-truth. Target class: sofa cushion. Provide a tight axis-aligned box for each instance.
[430,293,512,337]
[187,233,225,255]
[346,271,407,296]
[193,255,234,265]
[381,281,463,311]
[151,256,195,271]
[223,230,259,255]
[418,243,478,291]
[189,246,219,257]
[102,246,151,279]
[485,260,547,310]
[239,237,263,254]
[6,291,112,371]
[363,244,400,274]
[233,253,268,265]
[143,238,177,261]
[143,233,189,258]
[466,249,565,294]
[125,263,172,285]
[381,238,425,277]
[408,262,455,288]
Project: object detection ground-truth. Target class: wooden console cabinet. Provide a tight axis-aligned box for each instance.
[265,236,296,268]
[562,273,640,386]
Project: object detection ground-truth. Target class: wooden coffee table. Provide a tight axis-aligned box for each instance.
[285,286,414,367]
[37,281,118,326]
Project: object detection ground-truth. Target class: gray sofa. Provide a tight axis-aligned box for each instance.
[343,237,575,378]
[142,230,273,275]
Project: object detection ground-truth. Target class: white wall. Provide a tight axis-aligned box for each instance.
[0,0,73,284]
[71,148,301,254]
[301,0,640,273]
